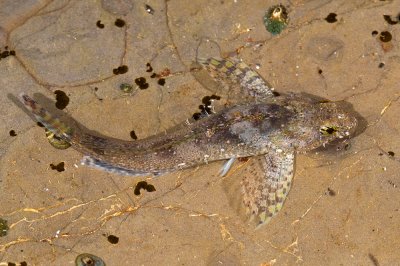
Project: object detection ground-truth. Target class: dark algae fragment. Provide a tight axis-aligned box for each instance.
[193,94,221,120]
[75,253,105,266]
[50,162,65,172]
[96,20,105,28]
[263,4,288,35]
[157,78,166,86]
[135,77,149,90]
[113,65,129,75]
[9,130,17,137]
[107,234,119,244]
[383,14,399,25]
[379,31,392,42]
[146,62,153,72]
[0,218,9,237]
[114,18,125,27]
[54,90,69,110]
[134,181,156,195]
[130,130,138,140]
[0,46,16,59]
[325,13,337,23]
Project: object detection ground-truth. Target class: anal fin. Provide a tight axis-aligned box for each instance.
[81,156,159,177]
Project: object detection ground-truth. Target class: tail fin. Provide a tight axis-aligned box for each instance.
[19,94,73,142]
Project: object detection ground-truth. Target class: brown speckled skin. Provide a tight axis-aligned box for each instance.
[67,93,356,173]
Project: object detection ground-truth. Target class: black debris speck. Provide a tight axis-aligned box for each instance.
[145,4,155,15]
[192,112,202,120]
[107,234,119,244]
[157,78,166,86]
[150,73,157,78]
[383,14,398,25]
[7,263,16,266]
[20,262,27,266]
[37,122,44,127]
[379,31,392,42]
[135,77,149,90]
[115,18,125,27]
[325,13,337,23]
[371,30,378,36]
[130,130,138,140]
[378,62,385,68]
[146,63,153,72]
[134,181,156,195]
[54,90,70,110]
[192,95,221,120]
[327,187,336,196]
[113,65,129,75]
[318,68,323,74]
[9,130,17,137]
[368,253,379,266]
[388,151,395,157]
[96,20,105,28]
[0,50,10,59]
[50,162,65,172]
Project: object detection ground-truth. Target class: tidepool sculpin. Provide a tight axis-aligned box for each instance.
[19,57,357,228]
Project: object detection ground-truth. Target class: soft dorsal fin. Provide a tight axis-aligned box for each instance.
[197,57,276,104]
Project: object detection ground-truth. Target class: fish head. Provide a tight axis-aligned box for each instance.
[282,95,359,152]
[312,101,358,148]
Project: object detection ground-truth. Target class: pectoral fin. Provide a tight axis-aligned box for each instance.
[241,150,295,228]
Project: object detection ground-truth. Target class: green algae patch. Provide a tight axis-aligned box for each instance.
[263,4,289,35]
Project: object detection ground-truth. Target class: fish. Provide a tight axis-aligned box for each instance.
[19,57,358,228]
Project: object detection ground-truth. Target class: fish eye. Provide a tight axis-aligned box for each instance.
[320,126,338,135]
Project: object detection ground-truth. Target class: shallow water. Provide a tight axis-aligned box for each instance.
[0,0,399,265]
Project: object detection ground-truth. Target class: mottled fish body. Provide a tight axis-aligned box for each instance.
[19,57,358,228]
